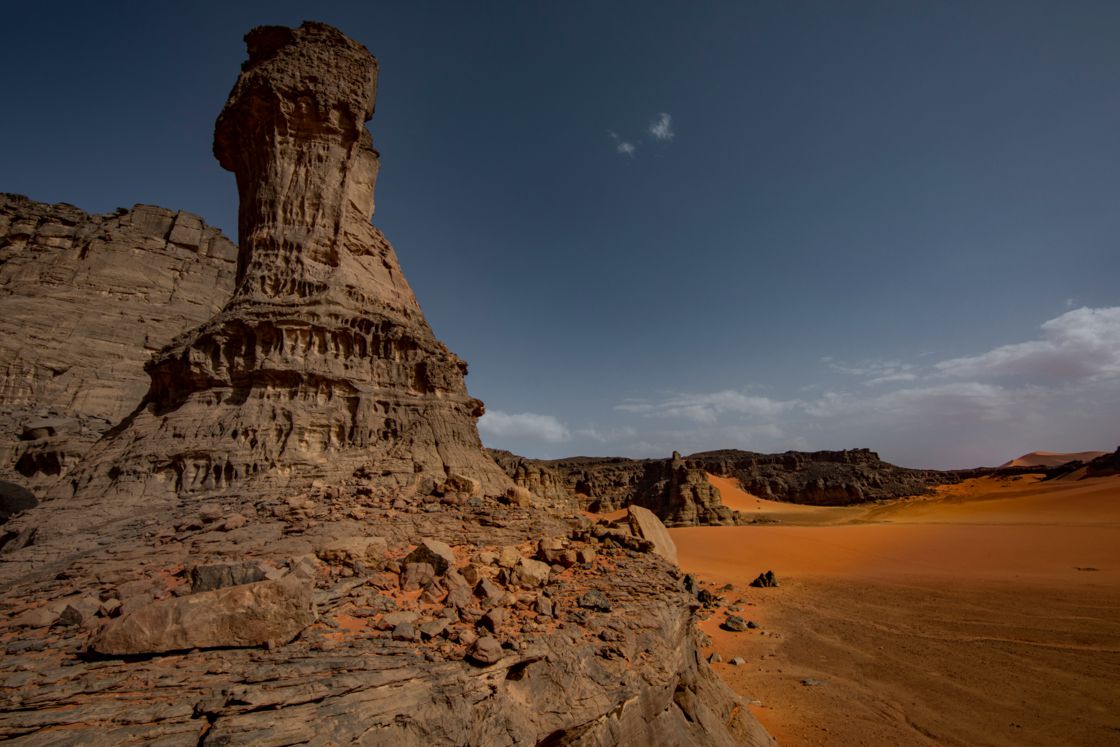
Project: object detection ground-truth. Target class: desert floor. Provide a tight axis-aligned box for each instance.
[670,473,1120,746]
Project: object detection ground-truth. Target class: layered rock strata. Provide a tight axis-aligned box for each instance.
[0,195,237,496]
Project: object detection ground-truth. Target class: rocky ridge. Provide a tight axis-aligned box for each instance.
[0,22,771,746]
[0,195,237,497]
[493,447,963,524]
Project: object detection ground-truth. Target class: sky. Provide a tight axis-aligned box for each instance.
[3,1,1118,469]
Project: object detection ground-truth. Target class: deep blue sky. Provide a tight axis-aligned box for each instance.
[3,1,1118,467]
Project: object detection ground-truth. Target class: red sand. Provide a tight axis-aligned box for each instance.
[672,473,1120,746]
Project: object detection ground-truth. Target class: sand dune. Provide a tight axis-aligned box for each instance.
[1000,450,1107,468]
[675,473,1120,746]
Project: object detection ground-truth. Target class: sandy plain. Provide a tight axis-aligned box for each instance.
[671,473,1120,746]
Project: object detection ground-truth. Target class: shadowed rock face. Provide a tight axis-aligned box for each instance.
[30,22,509,548]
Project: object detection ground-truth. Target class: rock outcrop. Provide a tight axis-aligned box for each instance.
[0,195,237,498]
[493,447,963,523]
[0,22,771,746]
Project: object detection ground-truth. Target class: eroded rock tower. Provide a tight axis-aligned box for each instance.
[41,23,509,545]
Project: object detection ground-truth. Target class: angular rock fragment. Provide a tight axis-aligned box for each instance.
[627,505,679,565]
[721,615,750,632]
[750,570,780,588]
[92,575,315,655]
[404,538,456,575]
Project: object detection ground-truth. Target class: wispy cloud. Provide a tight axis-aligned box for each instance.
[617,390,800,425]
[607,112,675,157]
[934,306,1120,382]
[478,410,571,443]
[648,112,674,141]
[826,358,919,386]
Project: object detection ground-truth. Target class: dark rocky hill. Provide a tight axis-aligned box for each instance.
[492,447,965,525]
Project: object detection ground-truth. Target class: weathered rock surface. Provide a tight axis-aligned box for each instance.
[92,574,316,655]
[0,21,772,747]
[11,20,511,555]
[0,195,237,499]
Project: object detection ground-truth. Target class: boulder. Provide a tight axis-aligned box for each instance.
[403,538,456,575]
[627,505,679,565]
[316,536,389,568]
[91,575,315,655]
[467,636,504,665]
[750,570,779,588]
[508,557,551,589]
[721,615,750,632]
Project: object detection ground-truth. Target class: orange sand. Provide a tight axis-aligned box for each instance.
[673,473,1120,746]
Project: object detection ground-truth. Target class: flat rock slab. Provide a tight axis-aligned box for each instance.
[92,574,316,655]
[628,505,679,565]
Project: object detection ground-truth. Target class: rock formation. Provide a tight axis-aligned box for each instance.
[0,22,772,746]
[12,21,510,554]
[493,447,963,524]
[0,195,237,498]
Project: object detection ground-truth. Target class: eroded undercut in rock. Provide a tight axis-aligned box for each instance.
[48,22,509,537]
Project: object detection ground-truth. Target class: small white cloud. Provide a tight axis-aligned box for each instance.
[648,112,674,141]
[478,410,571,443]
[616,141,636,157]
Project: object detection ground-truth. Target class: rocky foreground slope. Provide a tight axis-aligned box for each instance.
[0,22,771,746]
[492,447,962,525]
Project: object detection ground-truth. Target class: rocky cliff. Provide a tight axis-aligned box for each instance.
[0,195,237,497]
[494,447,961,523]
[0,22,770,746]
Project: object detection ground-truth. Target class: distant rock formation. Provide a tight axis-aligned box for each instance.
[0,22,771,746]
[1083,447,1120,478]
[492,447,962,524]
[0,195,237,496]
